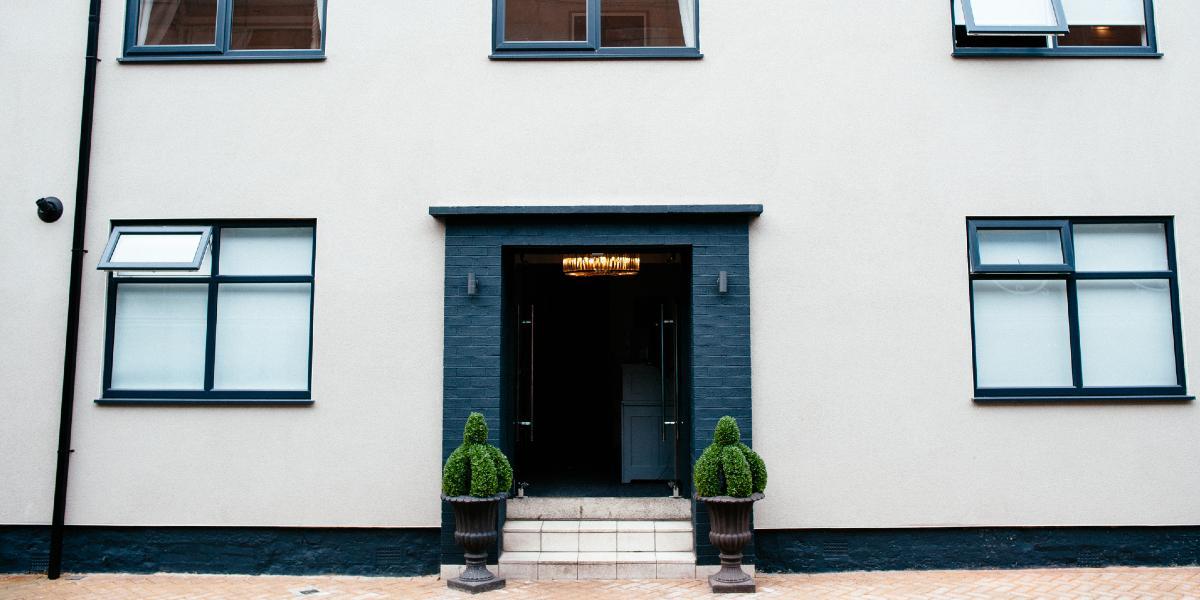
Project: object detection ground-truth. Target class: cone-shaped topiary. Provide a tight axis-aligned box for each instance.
[694,416,767,498]
[442,412,514,498]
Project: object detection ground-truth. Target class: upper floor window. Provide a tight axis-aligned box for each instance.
[967,218,1188,402]
[122,0,327,62]
[952,0,1159,57]
[97,222,316,404]
[493,0,700,59]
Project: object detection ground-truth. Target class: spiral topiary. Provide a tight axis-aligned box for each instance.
[442,412,514,498]
[694,416,767,498]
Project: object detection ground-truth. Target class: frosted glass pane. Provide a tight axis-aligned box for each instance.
[1073,223,1168,272]
[968,0,1060,26]
[973,279,1073,388]
[1061,0,1145,25]
[111,284,208,390]
[110,233,204,265]
[116,245,211,277]
[977,229,1064,266]
[214,283,311,390]
[1078,279,1177,387]
[219,227,313,275]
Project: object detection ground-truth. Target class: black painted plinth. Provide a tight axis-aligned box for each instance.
[701,493,763,594]
[444,494,507,594]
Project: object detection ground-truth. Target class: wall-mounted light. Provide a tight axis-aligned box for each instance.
[36,197,63,223]
[718,271,728,294]
[467,272,478,296]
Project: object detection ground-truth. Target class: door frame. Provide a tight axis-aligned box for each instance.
[504,245,692,492]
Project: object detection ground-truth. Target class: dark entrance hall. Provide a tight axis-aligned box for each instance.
[506,249,690,497]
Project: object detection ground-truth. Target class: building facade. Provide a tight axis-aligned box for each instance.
[3,0,1199,578]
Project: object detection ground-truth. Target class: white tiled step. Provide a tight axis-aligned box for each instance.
[498,551,697,580]
[507,497,690,520]
[503,520,693,552]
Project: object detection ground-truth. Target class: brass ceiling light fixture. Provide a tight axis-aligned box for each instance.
[562,253,641,277]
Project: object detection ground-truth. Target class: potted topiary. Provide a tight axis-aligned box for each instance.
[694,416,767,593]
[441,412,513,594]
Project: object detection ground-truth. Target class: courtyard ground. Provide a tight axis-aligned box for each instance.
[2,567,1199,599]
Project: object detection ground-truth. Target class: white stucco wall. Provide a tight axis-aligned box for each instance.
[2,0,1197,529]
[0,1,87,525]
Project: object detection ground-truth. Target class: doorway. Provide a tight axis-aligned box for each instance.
[506,248,690,497]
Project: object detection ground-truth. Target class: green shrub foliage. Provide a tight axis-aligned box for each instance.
[694,416,767,498]
[442,413,514,498]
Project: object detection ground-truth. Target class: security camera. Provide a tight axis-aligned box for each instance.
[36,197,63,223]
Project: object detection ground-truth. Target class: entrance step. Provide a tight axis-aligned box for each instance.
[505,496,690,520]
[502,519,693,553]
[500,497,697,580]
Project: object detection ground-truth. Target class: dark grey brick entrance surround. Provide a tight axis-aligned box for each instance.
[431,205,762,566]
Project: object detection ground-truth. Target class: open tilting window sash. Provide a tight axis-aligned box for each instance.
[97,226,213,271]
[959,0,1069,35]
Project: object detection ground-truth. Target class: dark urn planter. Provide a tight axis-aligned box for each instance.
[700,492,764,593]
[442,493,507,594]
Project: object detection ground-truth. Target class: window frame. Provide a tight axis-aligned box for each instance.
[950,0,1161,58]
[121,0,328,63]
[967,217,1189,403]
[491,0,702,60]
[98,220,317,405]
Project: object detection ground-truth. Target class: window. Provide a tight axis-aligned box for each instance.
[952,0,1159,57]
[98,222,316,404]
[493,0,699,59]
[967,218,1187,401]
[122,0,327,61]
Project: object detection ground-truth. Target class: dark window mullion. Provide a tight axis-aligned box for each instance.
[219,0,234,53]
[213,275,314,284]
[1165,273,1187,390]
[204,227,222,391]
[588,0,601,49]
[102,276,119,392]
[1066,277,1083,389]
[1165,222,1186,389]
[1073,271,1174,280]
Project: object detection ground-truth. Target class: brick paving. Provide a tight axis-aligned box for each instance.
[2,567,1199,599]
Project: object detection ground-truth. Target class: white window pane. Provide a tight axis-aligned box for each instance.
[1061,0,1145,25]
[1078,279,1177,387]
[1073,223,1168,272]
[219,227,314,276]
[214,283,311,390]
[111,284,208,390]
[973,279,1073,388]
[977,229,1064,266]
[116,245,212,277]
[967,0,1061,27]
[110,233,204,265]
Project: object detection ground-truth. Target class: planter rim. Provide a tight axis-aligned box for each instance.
[696,492,764,504]
[441,492,509,503]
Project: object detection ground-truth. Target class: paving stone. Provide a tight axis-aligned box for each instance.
[4,567,1200,599]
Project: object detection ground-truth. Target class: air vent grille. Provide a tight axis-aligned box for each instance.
[822,539,849,559]
[29,554,49,574]
[376,547,407,567]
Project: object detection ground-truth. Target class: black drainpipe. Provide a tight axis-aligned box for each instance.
[47,0,102,580]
